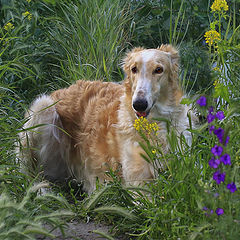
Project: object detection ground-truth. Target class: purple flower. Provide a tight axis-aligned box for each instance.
[208,106,214,113]
[211,145,223,156]
[220,154,231,165]
[197,96,207,107]
[207,113,216,123]
[216,208,224,216]
[202,207,214,216]
[214,127,224,143]
[213,171,226,184]
[209,157,220,168]
[216,111,225,120]
[219,135,230,145]
[209,125,215,134]
[214,192,219,198]
[224,136,230,146]
[214,127,224,138]
[227,182,237,193]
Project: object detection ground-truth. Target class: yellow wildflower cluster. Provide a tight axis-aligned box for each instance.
[22,11,32,20]
[4,22,14,31]
[134,117,159,135]
[204,30,221,46]
[211,0,229,12]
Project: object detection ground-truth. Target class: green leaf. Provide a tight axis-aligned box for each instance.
[180,97,193,105]
[42,0,57,5]
[93,206,138,221]
[85,185,110,210]
[213,83,230,102]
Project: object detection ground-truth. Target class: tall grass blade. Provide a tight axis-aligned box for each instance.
[93,206,138,221]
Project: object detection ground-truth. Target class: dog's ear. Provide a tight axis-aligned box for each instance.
[158,44,179,66]
[122,47,144,72]
[158,44,179,79]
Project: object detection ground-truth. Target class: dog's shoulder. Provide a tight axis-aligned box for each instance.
[50,80,124,127]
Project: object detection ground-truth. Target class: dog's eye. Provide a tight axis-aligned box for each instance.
[131,66,138,74]
[154,67,163,74]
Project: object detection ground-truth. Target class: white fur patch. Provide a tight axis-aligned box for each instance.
[140,50,157,63]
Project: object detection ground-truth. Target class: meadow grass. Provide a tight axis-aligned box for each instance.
[0,0,240,239]
[44,0,133,83]
[0,88,75,240]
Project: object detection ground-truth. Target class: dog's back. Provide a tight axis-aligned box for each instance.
[19,81,124,192]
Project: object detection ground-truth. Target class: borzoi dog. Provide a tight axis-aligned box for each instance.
[18,45,193,194]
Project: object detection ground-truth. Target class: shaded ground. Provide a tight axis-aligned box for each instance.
[37,220,126,240]
[36,182,128,239]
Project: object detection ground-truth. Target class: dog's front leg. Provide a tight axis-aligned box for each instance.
[121,141,154,186]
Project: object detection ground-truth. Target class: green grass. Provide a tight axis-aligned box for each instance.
[1,0,240,239]
[44,0,133,83]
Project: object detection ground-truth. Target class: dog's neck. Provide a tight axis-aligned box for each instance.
[152,89,183,122]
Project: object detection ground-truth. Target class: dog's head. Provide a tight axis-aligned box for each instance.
[123,44,180,118]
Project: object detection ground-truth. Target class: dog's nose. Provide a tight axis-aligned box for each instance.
[133,98,148,112]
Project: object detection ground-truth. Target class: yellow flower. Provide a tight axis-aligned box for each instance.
[22,11,32,20]
[4,22,14,31]
[211,0,228,12]
[134,117,159,136]
[213,67,221,72]
[204,30,221,46]
[213,80,219,87]
[26,0,31,3]
[0,37,8,45]
[152,149,157,155]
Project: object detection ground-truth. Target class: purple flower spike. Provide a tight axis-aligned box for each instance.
[197,96,207,107]
[220,154,231,165]
[207,113,216,123]
[216,208,224,216]
[211,145,223,156]
[216,111,225,120]
[209,125,215,134]
[209,157,220,168]
[227,182,237,193]
[213,171,226,184]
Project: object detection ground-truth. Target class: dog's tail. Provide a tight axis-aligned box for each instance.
[17,95,71,182]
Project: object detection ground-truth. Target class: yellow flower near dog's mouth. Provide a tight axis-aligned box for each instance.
[134,116,159,135]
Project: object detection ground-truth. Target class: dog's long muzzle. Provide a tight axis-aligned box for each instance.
[133,97,150,118]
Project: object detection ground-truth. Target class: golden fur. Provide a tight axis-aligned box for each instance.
[18,45,193,193]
